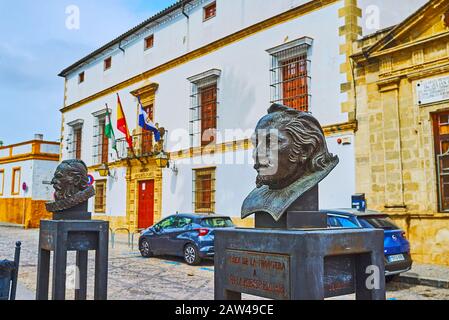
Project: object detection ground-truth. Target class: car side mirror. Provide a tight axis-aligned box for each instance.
[154,225,161,233]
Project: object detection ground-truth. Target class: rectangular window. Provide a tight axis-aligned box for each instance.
[11,167,21,196]
[0,169,4,196]
[281,55,309,111]
[433,111,449,212]
[188,70,221,148]
[203,2,216,21]
[94,180,107,213]
[268,38,312,112]
[93,117,109,164]
[74,127,82,160]
[193,168,216,213]
[144,35,154,50]
[78,72,85,84]
[104,57,112,71]
[199,83,217,146]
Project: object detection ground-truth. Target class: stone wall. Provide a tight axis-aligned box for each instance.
[353,0,449,265]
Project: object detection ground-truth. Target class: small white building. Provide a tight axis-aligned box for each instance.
[58,0,424,231]
[0,135,60,228]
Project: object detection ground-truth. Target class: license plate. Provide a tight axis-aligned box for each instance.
[388,254,405,263]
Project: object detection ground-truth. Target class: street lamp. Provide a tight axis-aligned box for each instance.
[96,163,110,177]
[155,152,169,169]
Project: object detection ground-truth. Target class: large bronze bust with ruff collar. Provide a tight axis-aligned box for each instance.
[242,104,339,222]
[46,159,95,213]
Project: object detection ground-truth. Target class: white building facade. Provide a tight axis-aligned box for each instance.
[59,0,421,231]
[0,135,59,228]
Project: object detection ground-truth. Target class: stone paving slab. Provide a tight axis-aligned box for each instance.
[2,226,449,300]
[396,263,449,289]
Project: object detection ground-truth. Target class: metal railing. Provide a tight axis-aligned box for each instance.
[115,133,156,159]
[109,227,145,251]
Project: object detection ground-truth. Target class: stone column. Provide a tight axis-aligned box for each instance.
[378,78,406,209]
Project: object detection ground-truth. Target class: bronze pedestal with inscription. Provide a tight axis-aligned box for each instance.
[214,228,385,300]
[36,160,109,300]
[215,104,386,300]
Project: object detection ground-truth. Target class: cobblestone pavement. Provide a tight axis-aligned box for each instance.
[1,226,449,300]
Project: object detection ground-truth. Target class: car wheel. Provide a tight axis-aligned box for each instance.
[139,238,152,258]
[184,244,201,266]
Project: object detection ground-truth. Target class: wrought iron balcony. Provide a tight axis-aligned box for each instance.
[115,133,156,159]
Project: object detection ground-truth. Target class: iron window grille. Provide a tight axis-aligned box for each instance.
[188,69,221,148]
[192,168,216,213]
[66,121,84,160]
[92,115,109,165]
[267,37,312,112]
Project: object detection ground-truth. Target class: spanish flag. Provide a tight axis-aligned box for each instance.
[116,93,134,152]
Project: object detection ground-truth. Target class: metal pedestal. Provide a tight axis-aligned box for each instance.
[36,220,109,300]
[214,228,386,300]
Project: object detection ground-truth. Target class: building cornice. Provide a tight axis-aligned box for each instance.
[0,154,60,165]
[86,120,357,169]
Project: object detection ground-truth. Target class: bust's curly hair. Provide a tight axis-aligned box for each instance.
[268,104,338,173]
[54,159,90,200]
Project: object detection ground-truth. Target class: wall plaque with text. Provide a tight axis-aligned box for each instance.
[417,75,449,105]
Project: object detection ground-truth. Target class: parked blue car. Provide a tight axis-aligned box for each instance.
[324,209,413,281]
[139,214,235,265]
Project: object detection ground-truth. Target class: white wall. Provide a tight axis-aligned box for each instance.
[62,1,346,166]
[87,166,127,217]
[161,134,355,220]
[0,159,58,200]
[0,160,33,198]
[320,134,356,209]
[65,0,327,105]
[31,160,59,200]
[62,0,358,222]
[40,143,60,154]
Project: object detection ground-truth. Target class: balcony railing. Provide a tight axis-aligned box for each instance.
[115,133,156,159]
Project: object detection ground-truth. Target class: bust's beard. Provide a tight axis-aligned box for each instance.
[255,161,307,190]
[54,184,80,201]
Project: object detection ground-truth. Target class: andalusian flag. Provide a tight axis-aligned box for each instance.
[116,93,134,153]
[104,104,117,153]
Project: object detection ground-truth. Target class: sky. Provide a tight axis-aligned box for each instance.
[0,0,177,145]
[0,0,427,146]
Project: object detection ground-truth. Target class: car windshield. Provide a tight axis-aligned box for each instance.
[358,216,399,230]
[201,217,234,228]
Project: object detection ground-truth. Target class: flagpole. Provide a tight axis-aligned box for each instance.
[117,93,136,157]
[105,103,120,159]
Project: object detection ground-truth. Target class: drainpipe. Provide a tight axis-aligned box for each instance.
[182,1,190,52]
[118,40,125,54]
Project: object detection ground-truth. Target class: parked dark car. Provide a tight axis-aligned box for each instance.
[323,209,412,281]
[139,214,235,265]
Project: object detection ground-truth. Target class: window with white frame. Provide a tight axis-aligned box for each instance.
[188,69,221,148]
[66,120,84,160]
[193,167,216,213]
[92,109,110,165]
[267,37,313,112]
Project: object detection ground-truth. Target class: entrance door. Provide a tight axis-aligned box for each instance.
[138,180,155,229]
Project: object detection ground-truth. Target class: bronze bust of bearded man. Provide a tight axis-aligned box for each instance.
[241,104,339,222]
[46,159,96,213]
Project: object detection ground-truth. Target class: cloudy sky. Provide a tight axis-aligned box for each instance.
[0,0,427,145]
